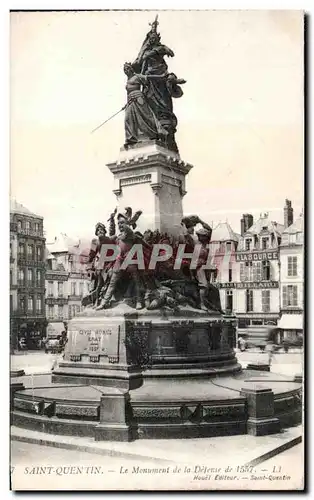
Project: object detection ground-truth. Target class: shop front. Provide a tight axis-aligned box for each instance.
[278,313,303,343]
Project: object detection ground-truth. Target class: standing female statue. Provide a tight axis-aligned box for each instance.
[131,17,186,152]
[123,62,168,148]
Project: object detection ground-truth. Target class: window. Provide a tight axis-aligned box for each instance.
[252,262,262,281]
[226,242,232,252]
[10,242,13,257]
[58,282,63,297]
[241,262,253,281]
[225,290,233,311]
[36,246,42,261]
[75,305,80,315]
[36,298,42,313]
[27,268,33,284]
[262,261,271,281]
[10,295,13,313]
[17,220,22,231]
[71,282,76,296]
[240,263,245,282]
[262,290,270,312]
[246,289,254,312]
[25,221,30,231]
[211,269,218,283]
[79,282,84,296]
[36,270,42,286]
[261,237,269,250]
[238,318,250,329]
[18,268,25,285]
[35,222,39,233]
[228,266,232,282]
[10,269,13,284]
[27,244,33,259]
[48,281,54,297]
[28,295,34,312]
[48,306,54,319]
[19,296,25,312]
[283,285,298,307]
[245,239,251,251]
[58,305,63,319]
[18,243,25,257]
[288,256,297,277]
[252,319,263,326]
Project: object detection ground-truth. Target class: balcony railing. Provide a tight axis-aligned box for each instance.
[17,228,44,238]
[17,257,46,267]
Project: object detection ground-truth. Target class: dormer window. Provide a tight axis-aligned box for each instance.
[226,241,232,252]
[245,239,251,251]
[261,237,269,250]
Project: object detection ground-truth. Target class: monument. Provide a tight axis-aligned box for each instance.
[11,16,301,441]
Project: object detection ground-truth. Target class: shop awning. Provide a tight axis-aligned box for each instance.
[278,314,303,330]
[46,322,65,337]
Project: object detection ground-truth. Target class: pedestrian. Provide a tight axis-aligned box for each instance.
[238,336,246,352]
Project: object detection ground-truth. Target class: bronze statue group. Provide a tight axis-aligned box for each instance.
[83,208,222,314]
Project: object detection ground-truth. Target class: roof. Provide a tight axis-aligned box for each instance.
[211,222,239,242]
[47,233,79,253]
[47,234,90,260]
[244,214,284,237]
[10,199,43,219]
[282,215,304,235]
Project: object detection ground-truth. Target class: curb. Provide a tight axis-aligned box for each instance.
[11,433,174,465]
[10,370,25,377]
[11,429,302,467]
[244,435,302,467]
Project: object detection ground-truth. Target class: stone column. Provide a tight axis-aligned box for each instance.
[94,389,133,441]
[107,140,193,236]
[241,386,281,436]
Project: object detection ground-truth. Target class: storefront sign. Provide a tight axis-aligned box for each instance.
[46,273,68,281]
[216,281,279,289]
[236,251,278,262]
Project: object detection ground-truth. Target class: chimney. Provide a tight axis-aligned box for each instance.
[240,213,254,236]
[284,199,293,228]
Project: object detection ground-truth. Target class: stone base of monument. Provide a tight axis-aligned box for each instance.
[11,304,302,441]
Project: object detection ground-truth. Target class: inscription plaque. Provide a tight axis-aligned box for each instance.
[65,319,122,363]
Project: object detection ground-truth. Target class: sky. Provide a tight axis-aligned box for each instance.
[10,10,304,241]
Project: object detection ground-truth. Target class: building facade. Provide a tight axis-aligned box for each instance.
[10,201,46,350]
[278,214,304,341]
[45,250,69,336]
[45,234,90,334]
[213,212,285,337]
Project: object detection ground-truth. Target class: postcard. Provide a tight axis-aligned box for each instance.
[10,9,304,491]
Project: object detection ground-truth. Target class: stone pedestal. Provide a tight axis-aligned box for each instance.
[107,140,193,236]
[240,386,281,436]
[95,390,133,441]
[52,304,241,389]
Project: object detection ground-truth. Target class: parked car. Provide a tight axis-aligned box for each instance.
[44,335,63,354]
[18,337,27,351]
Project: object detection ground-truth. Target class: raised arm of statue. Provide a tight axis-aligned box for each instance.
[200,220,212,233]
[108,209,117,237]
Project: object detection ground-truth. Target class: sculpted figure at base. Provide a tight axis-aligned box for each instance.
[96,211,146,311]
[83,209,223,314]
[83,217,116,307]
